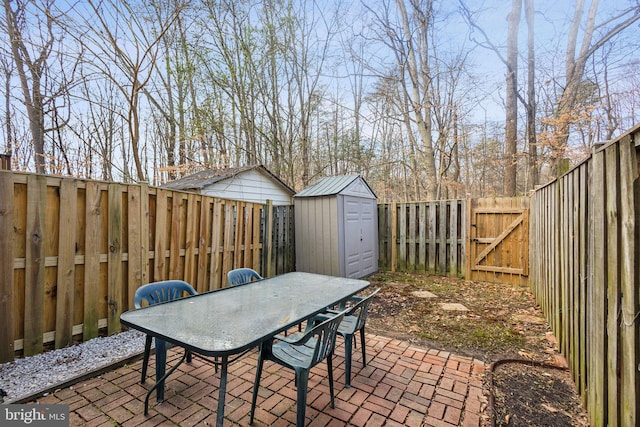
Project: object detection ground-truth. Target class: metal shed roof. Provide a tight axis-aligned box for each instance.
[294,174,376,198]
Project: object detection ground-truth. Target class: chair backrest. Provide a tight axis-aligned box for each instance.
[227,268,263,286]
[307,309,348,367]
[134,280,197,309]
[349,287,381,331]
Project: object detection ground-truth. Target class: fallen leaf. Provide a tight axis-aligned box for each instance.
[518,350,534,359]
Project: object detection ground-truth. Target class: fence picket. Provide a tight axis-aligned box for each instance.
[83,181,101,342]
[24,174,46,356]
[107,184,123,335]
[184,193,198,285]
[55,179,77,348]
[154,190,169,281]
[0,172,15,361]
[605,146,620,427]
[618,136,637,427]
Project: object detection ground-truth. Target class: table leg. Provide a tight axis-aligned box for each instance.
[155,338,167,402]
[144,349,187,415]
[216,355,228,427]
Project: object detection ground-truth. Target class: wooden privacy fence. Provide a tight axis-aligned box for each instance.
[529,128,640,427]
[378,200,466,276]
[0,171,294,363]
[378,198,530,280]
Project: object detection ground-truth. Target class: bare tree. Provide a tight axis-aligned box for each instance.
[549,0,640,173]
[2,0,77,173]
[66,0,180,182]
[461,0,522,196]
[1,53,13,160]
[363,0,438,199]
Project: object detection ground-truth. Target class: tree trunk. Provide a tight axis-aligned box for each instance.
[396,0,438,199]
[3,0,48,173]
[504,0,521,196]
[524,0,538,189]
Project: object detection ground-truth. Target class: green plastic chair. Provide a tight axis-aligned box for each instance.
[317,287,381,388]
[249,309,348,427]
[227,268,263,286]
[336,288,381,387]
[133,280,197,384]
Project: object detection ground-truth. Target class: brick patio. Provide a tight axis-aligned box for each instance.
[32,334,486,426]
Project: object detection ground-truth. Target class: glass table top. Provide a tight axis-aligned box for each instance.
[120,272,370,356]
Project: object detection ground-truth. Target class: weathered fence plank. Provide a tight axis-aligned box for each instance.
[107,184,123,335]
[24,175,46,356]
[209,199,223,290]
[55,179,77,348]
[252,204,261,272]
[578,164,588,399]
[618,136,637,427]
[196,197,211,294]
[184,193,198,286]
[154,190,168,281]
[605,145,619,426]
[83,181,101,341]
[127,185,142,312]
[0,172,15,361]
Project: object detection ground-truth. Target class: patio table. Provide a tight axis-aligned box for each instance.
[120,271,370,427]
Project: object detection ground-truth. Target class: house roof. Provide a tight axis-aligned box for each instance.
[294,174,377,198]
[162,164,295,195]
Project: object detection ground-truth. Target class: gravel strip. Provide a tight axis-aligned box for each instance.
[0,330,147,403]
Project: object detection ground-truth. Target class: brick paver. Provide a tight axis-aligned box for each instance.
[22,334,487,426]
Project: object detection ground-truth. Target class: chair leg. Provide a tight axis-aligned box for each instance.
[327,355,335,408]
[295,369,310,427]
[344,334,353,388]
[186,350,192,364]
[141,335,153,384]
[249,346,265,424]
[359,328,367,366]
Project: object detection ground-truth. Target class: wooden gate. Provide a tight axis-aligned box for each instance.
[466,197,529,285]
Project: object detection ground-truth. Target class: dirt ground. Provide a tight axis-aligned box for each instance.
[365,271,589,427]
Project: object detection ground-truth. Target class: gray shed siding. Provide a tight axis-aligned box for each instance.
[295,196,340,275]
[294,175,378,279]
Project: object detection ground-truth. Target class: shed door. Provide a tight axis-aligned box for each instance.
[344,198,377,278]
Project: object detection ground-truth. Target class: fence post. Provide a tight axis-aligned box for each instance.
[465,198,473,280]
[391,202,397,272]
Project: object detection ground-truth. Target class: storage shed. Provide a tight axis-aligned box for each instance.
[294,175,378,279]
[162,164,294,205]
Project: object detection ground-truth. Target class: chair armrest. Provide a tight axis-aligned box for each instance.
[303,312,333,331]
[273,334,299,344]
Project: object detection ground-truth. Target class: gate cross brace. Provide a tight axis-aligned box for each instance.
[473,214,524,266]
